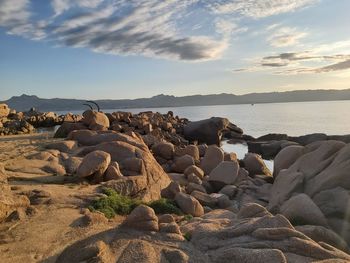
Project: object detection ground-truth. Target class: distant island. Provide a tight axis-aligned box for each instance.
[2,89,350,112]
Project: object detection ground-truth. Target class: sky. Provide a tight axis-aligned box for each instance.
[0,0,350,100]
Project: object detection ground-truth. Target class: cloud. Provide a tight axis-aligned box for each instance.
[0,0,30,28]
[52,0,104,16]
[267,27,307,47]
[209,0,317,18]
[0,0,320,61]
[233,46,350,75]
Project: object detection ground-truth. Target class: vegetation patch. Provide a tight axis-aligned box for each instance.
[89,188,182,218]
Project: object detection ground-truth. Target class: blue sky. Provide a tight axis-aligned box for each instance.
[0,0,350,100]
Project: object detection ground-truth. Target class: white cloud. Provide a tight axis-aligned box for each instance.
[0,0,321,61]
[267,26,307,47]
[209,0,317,18]
[52,0,104,16]
[0,0,30,26]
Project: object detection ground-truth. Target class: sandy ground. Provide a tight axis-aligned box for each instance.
[0,133,124,263]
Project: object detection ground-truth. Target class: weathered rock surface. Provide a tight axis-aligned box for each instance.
[0,165,30,222]
[269,140,350,245]
[175,192,204,217]
[243,153,272,177]
[77,150,111,182]
[184,117,243,145]
[171,155,195,173]
[123,205,159,232]
[82,110,110,130]
[208,161,239,186]
[57,204,350,263]
[200,145,224,175]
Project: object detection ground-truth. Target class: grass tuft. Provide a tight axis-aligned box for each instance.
[89,188,183,218]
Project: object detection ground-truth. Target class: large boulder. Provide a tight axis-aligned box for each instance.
[77,150,111,182]
[151,142,174,160]
[184,117,242,145]
[243,153,271,177]
[82,110,110,130]
[123,205,159,232]
[58,202,350,263]
[0,104,10,117]
[273,145,305,178]
[280,193,328,227]
[200,145,224,175]
[171,155,195,173]
[268,140,350,244]
[175,192,204,217]
[86,132,171,201]
[54,122,87,138]
[208,161,239,186]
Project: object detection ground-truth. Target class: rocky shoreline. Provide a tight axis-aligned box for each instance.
[1,107,350,262]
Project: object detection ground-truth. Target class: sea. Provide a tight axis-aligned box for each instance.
[54,100,350,172]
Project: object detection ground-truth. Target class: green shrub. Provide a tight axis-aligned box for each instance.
[89,188,183,218]
[148,198,182,215]
[182,214,193,222]
[183,232,191,241]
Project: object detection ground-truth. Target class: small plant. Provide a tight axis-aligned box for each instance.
[183,232,191,241]
[148,198,182,215]
[182,214,193,222]
[89,188,183,218]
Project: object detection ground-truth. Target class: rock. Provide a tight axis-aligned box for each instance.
[224,152,237,162]
[243,153,271,177]
[191,191,218,208]
[0,104,10,117]
[290,133,328,145]
[82,211,108,226]
[184,165,204,179]
[304,142,350,196]
[0,165,30,221]
[295,225,349,252]
[198,144,208,157]
[175,145,200,160]
[237,203,272,219]
[175,192,204,217]
[57,201,350,263]
[120,157,143,175]
[210,248,287,263]
[187,173,202,185]
[219,185,238,199]
[186,183,206,194]
[158,214,175,224]
[105,162,123,181]
[161,181,181,199]
[82,110,110,130]
[208,161,239,188]
[216,194,232,209]
[184,117,243,145]
[54,122,87,138]
[273,145,305,178]
[152,142,175,160]
[171,155,194,173]
[268,170,305,212]
[313,187,350,220]
[123,205,158,232]
[46,140,78,153]
[77,150,111,181]
[280,193,328,227]
[62,156,82,175]
[200,145,224,175]
[159,222,181,234]
[167,173,188,187]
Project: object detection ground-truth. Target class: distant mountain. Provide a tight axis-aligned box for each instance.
[2,89,350,112]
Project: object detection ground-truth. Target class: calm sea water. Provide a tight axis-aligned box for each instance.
[57,100,350,138]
